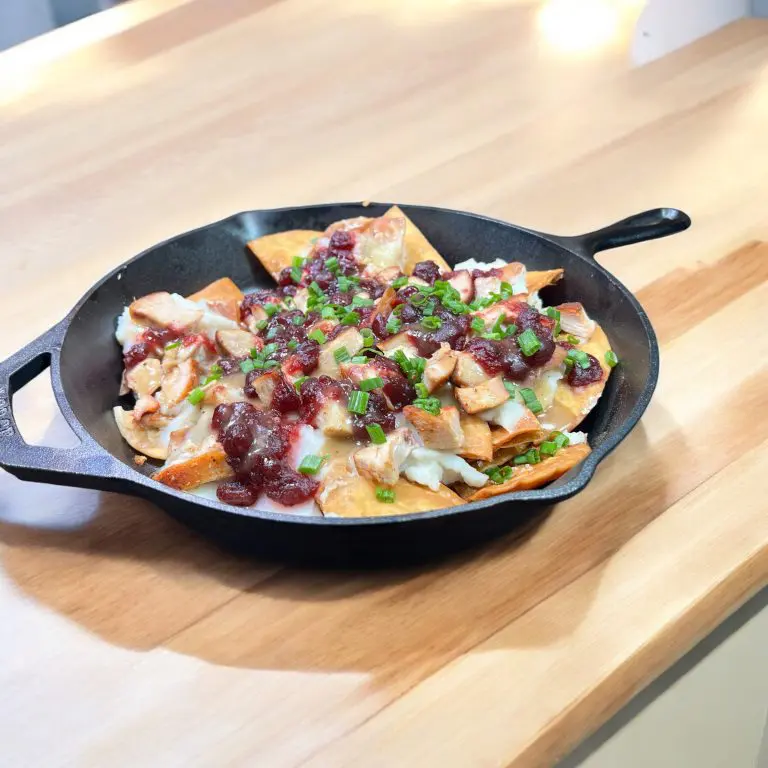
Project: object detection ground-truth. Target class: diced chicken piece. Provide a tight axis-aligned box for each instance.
[452,351,490,387]
[153,425,233,490]
[125,358,162,397]
[216,328,258,358]
[317,327,364,378]
[187,277,244,321]
[293,288,309,313]
[472,298,527,327]
[362,264,402,284]
[474,262,526,300]
[403,405,463,450]
[556,302,596,341]
[113,407,168,460]
[158,359,199,406]
[129,292,202,330]
[458,415,493,462]
[338,361,375,386]
[367,287,397,331]
[423,343,457,393]
[526,269,564,294]
[353,428,416,486]
[246,370,278,408]
[316,400,353,438]
[203,377,247,406]
[244,304,268,334]
[379,331,419,358]
[133,394,160,421]
[446,270,473,302]
[455,376,510,414]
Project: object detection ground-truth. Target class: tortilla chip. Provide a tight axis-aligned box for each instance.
[458,415,493,462]
[188,277,244,320]
[383,205,451,274]
[492,424,546,449]
[526,269,564,294]
[152,445,233,490]
[540,324,612,432]
[466,443,591,501]
[317,460,462,518]
[247,230,322,280]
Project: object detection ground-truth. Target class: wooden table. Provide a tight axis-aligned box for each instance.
[1,2,767,765]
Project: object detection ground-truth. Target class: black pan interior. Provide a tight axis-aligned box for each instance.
[59,203,649,485]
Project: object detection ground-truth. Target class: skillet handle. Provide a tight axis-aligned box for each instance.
[0,323,128,490]
[577,208,691,256]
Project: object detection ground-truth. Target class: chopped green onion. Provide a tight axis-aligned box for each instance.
[483,465,514,484]
[334,346,350,364]
[422,299,436,317]
[415,382,429,399]
[187,387,205,405]
[519,387,543,415]
[347,390,370,415]
[321,306,337,320]
[349,356,368,364]
[341,310,360,326]
[503,323,518,338]
[513,447,541,465]
[262,343,278,357]
[499,281,514,299]
[518,328,543,357]
[254,319,268,331]
[294,376,309,391]
[308,281,324,297]
[392,276,408,290]
[375,486,396,503]
[502,380,518,396]
[291,314,304,325]
[566,334,580,344]
[266,327,278,340]
[360,376,384,391]
[287,339,299,351]
[545,307,561,336]
[352,296,374,309]
[386,315,402,335]
[552,431,570,449]
[409,292,429,307]
[366,424,387,444]
[251,358,266,370]
[240,359,256,374]
[264,303,279,317]
[325,256,339,274]
[412,396,441,416]
[566,349,591,369]
[605,350,619,368]
[264,359,280,369]
[165,341,181,350]
[421,316,442,330]
[292,255,305,269]
[297,454,326,475]
[337,275,359,292]
[361,328,375,347]
[308,329,327,344]
[291,265,302,284]
[539,441,558,457]
[203,363,223,385]
[471,317,486,334]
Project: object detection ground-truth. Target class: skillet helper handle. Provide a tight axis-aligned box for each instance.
[0,323,123,488]
[579,208,691,256]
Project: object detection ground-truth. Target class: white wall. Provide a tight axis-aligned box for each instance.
[632,0,750,64]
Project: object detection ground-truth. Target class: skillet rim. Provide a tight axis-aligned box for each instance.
[57,201,659,527]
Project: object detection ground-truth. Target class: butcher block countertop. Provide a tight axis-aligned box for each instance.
[1,3,767,766]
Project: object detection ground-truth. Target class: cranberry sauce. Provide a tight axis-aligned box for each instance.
[123,327,180,369]
[411,260,440,284]
[212,402,318,506]
[369,356,416,409]
[566,353,603,387]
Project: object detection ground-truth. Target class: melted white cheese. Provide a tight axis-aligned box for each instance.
[562,430,588,445]
[453,258,508,272]
[477,398,526,432]
[115,307,143,351]
[402,448,487,492]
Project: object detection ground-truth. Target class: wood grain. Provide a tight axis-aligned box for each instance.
[0,4,767,766]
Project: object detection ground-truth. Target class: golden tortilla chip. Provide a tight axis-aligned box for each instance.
[113,407,168,460]
[526,269,564,294]
[383,205,451,274]
[188,277,244,320]
[466,443,591,501]
[317,460,462,518]
[458,415,493,462]
[540,324,612,432]
[247,230,322,280]
[152,445,233,490]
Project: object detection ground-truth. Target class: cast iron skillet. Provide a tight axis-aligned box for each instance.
[0,203,690,565]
